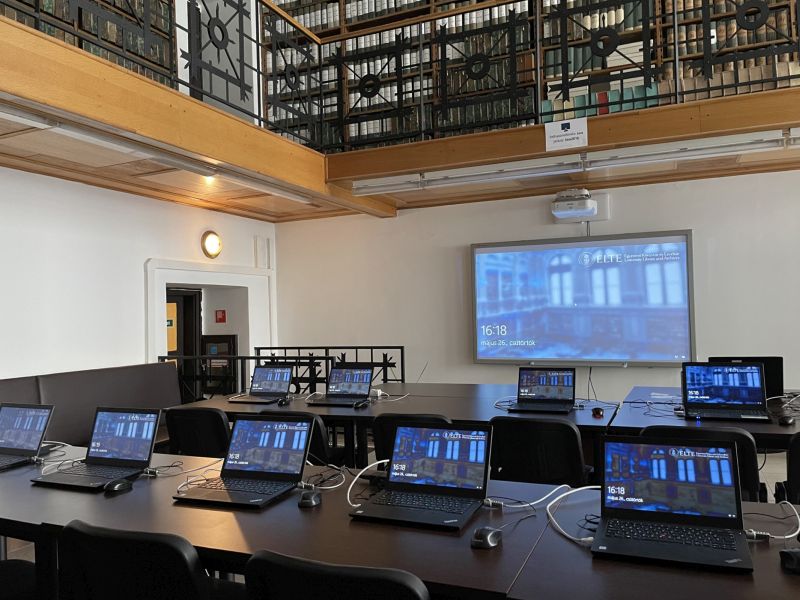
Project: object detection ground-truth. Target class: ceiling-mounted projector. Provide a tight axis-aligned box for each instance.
[552,188,597,220]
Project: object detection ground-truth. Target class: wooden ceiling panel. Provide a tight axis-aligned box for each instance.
[0,117,33,137]
[135,170,246,195]
[225,194,321,213]
[0,129,142,167]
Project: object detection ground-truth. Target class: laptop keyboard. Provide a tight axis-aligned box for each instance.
[200,477,289,495]
[371,490,476,515]
[686,409,769,420]
[606,519,738,550]
[0,455,24,467]
[59,464,136,478]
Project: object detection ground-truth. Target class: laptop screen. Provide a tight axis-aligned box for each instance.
[0,405,51,452]
[683,363,765,407]
[389,426,489,491]
[251,366,292,395]
[518,367,575,401]
[709,356,784,399]
[327,368,372,397]
[223,418,311,475]
[86,410,159,462]
[603,440,739,520]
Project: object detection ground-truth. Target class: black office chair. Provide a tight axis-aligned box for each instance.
[166,408,231,458]
[261,411,346,467]
[775,432,800,503]
[490,416,588,487]
[372,414,453,462]
[245,549,429,600]
[640,425,767,502]
[0,559,36,600]
[59,520,246,600]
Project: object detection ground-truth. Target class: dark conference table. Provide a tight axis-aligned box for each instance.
[175,382,617,466]
[1,451,555,600]
[610,386,800,449]
[508,488,800,600]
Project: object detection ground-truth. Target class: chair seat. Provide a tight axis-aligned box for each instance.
[0,559,37,600]
[212,577,248,600]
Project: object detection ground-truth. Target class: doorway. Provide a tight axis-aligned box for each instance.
[166,288,203,403]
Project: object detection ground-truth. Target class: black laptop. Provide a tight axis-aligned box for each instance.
[31,407,160,490]
[709,356,784,400]
[682,362,770,421]
[507,367,575,413]
[592,435,752,572]
[350,423,491,531]
[173,414,313,508]
[0,404,54,471]
[307,367,373,407]
[229,366,293,405]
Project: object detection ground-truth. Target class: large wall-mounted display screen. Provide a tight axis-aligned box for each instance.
[472,231,694,365]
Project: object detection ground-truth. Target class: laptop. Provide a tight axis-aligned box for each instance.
[0,404,54,471]
[592,436,753,572]
[307,366,373,407]
[173,414,313,508]
[507,367,575,413]
[229,366,293,405]
[709,356,784,400]
[682,362,770,421]
[350,423,491,531]
[31,407,160,490]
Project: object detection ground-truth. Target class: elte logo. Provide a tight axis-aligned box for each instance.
[579,252,593,267]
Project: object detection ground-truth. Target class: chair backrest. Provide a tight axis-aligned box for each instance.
[0,376,40,405]
[786,432,800,504]
[372,414,453,462]
[245,550,429,600]
[259,411,335,466]
[640,425,763,502]
[166,408,231,458]
[59,520,212,600]
[490,416,587,487]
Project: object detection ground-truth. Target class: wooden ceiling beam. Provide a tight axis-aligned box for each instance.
[326,89,800,182]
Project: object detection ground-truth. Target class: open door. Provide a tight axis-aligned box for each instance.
[166,288,203,403]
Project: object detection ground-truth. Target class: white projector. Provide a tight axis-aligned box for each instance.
[551,189,597,220]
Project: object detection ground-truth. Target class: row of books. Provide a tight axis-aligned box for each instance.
[345,0,427,24]
[542,0,652,44]
[543,46,607,79]
[342,26,419,54]
[289,2,340,32]
[432,2,529,34]
[664,0,785,20]
[265,66,337,98]
[435,96,534,129]
[541,83,662,121]
[345,106,431,140]
[346,77,434,109]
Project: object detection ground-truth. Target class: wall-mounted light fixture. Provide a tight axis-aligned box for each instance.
[201,230,222,259]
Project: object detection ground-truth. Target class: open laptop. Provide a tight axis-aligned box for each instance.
[307,366,373,407]
[31,407,160,490]
[350,423,491,531]
[682,362,770,421]
[173,414,313,508]
[507,367,575,413]
[709,356,784,400]
[229,365,293,405]
[592,436,752,572]
[0,404,54,471]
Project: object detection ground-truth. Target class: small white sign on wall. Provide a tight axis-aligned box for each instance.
[545,117,588,152]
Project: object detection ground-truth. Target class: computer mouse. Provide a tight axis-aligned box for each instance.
[779,415,796,427]
[353,399,371,409]
[780,548,800,573]
[592,407,604,419]
[470,526,502,549]
[298,490,321,508]
[278,397,291,407]
[104,479,133,494]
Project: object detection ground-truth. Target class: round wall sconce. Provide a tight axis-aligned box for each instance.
[201,230,222,259]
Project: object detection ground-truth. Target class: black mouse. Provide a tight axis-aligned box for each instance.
[592,407,604,419]
[779,415,795,427]
[353,399,370,409]
[278,397,291,407]
[470,526,502,549]
[298,490,321,508]
[104,479,133,494]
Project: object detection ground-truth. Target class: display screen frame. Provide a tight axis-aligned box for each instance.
[471,230,696,367]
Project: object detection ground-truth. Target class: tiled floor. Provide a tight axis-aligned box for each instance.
[1,454,789,568]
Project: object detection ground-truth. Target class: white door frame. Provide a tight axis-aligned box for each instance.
[145,258,276,362]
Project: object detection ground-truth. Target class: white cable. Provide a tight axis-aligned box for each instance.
[485,484,571,510]
[769,501,800,540]
[376,393,409,403]
[545,486,601,547]
[347,459,389,508]
[303,391,324,401]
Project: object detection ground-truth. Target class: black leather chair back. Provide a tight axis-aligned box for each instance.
[372,414,453,462]
[640,425,764,502]
[0,376,40,405]
[0,559,36,600]
[59,520,212,600]
[490,416,587,486]
[245,549,429,600]
[166,408,230,458]
[786,432,800,504]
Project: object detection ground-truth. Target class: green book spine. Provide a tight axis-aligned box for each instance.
[622,87,635,111]
[645,83,659,107]
[633,85,646,109]
[541,99,554,123]
[608,89,622,112]
[585,92,598,116]
[574,93,587,117]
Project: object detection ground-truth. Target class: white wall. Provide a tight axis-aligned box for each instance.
[201,286,251,354]
[276,171,800,401]
[0,167,275,378]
